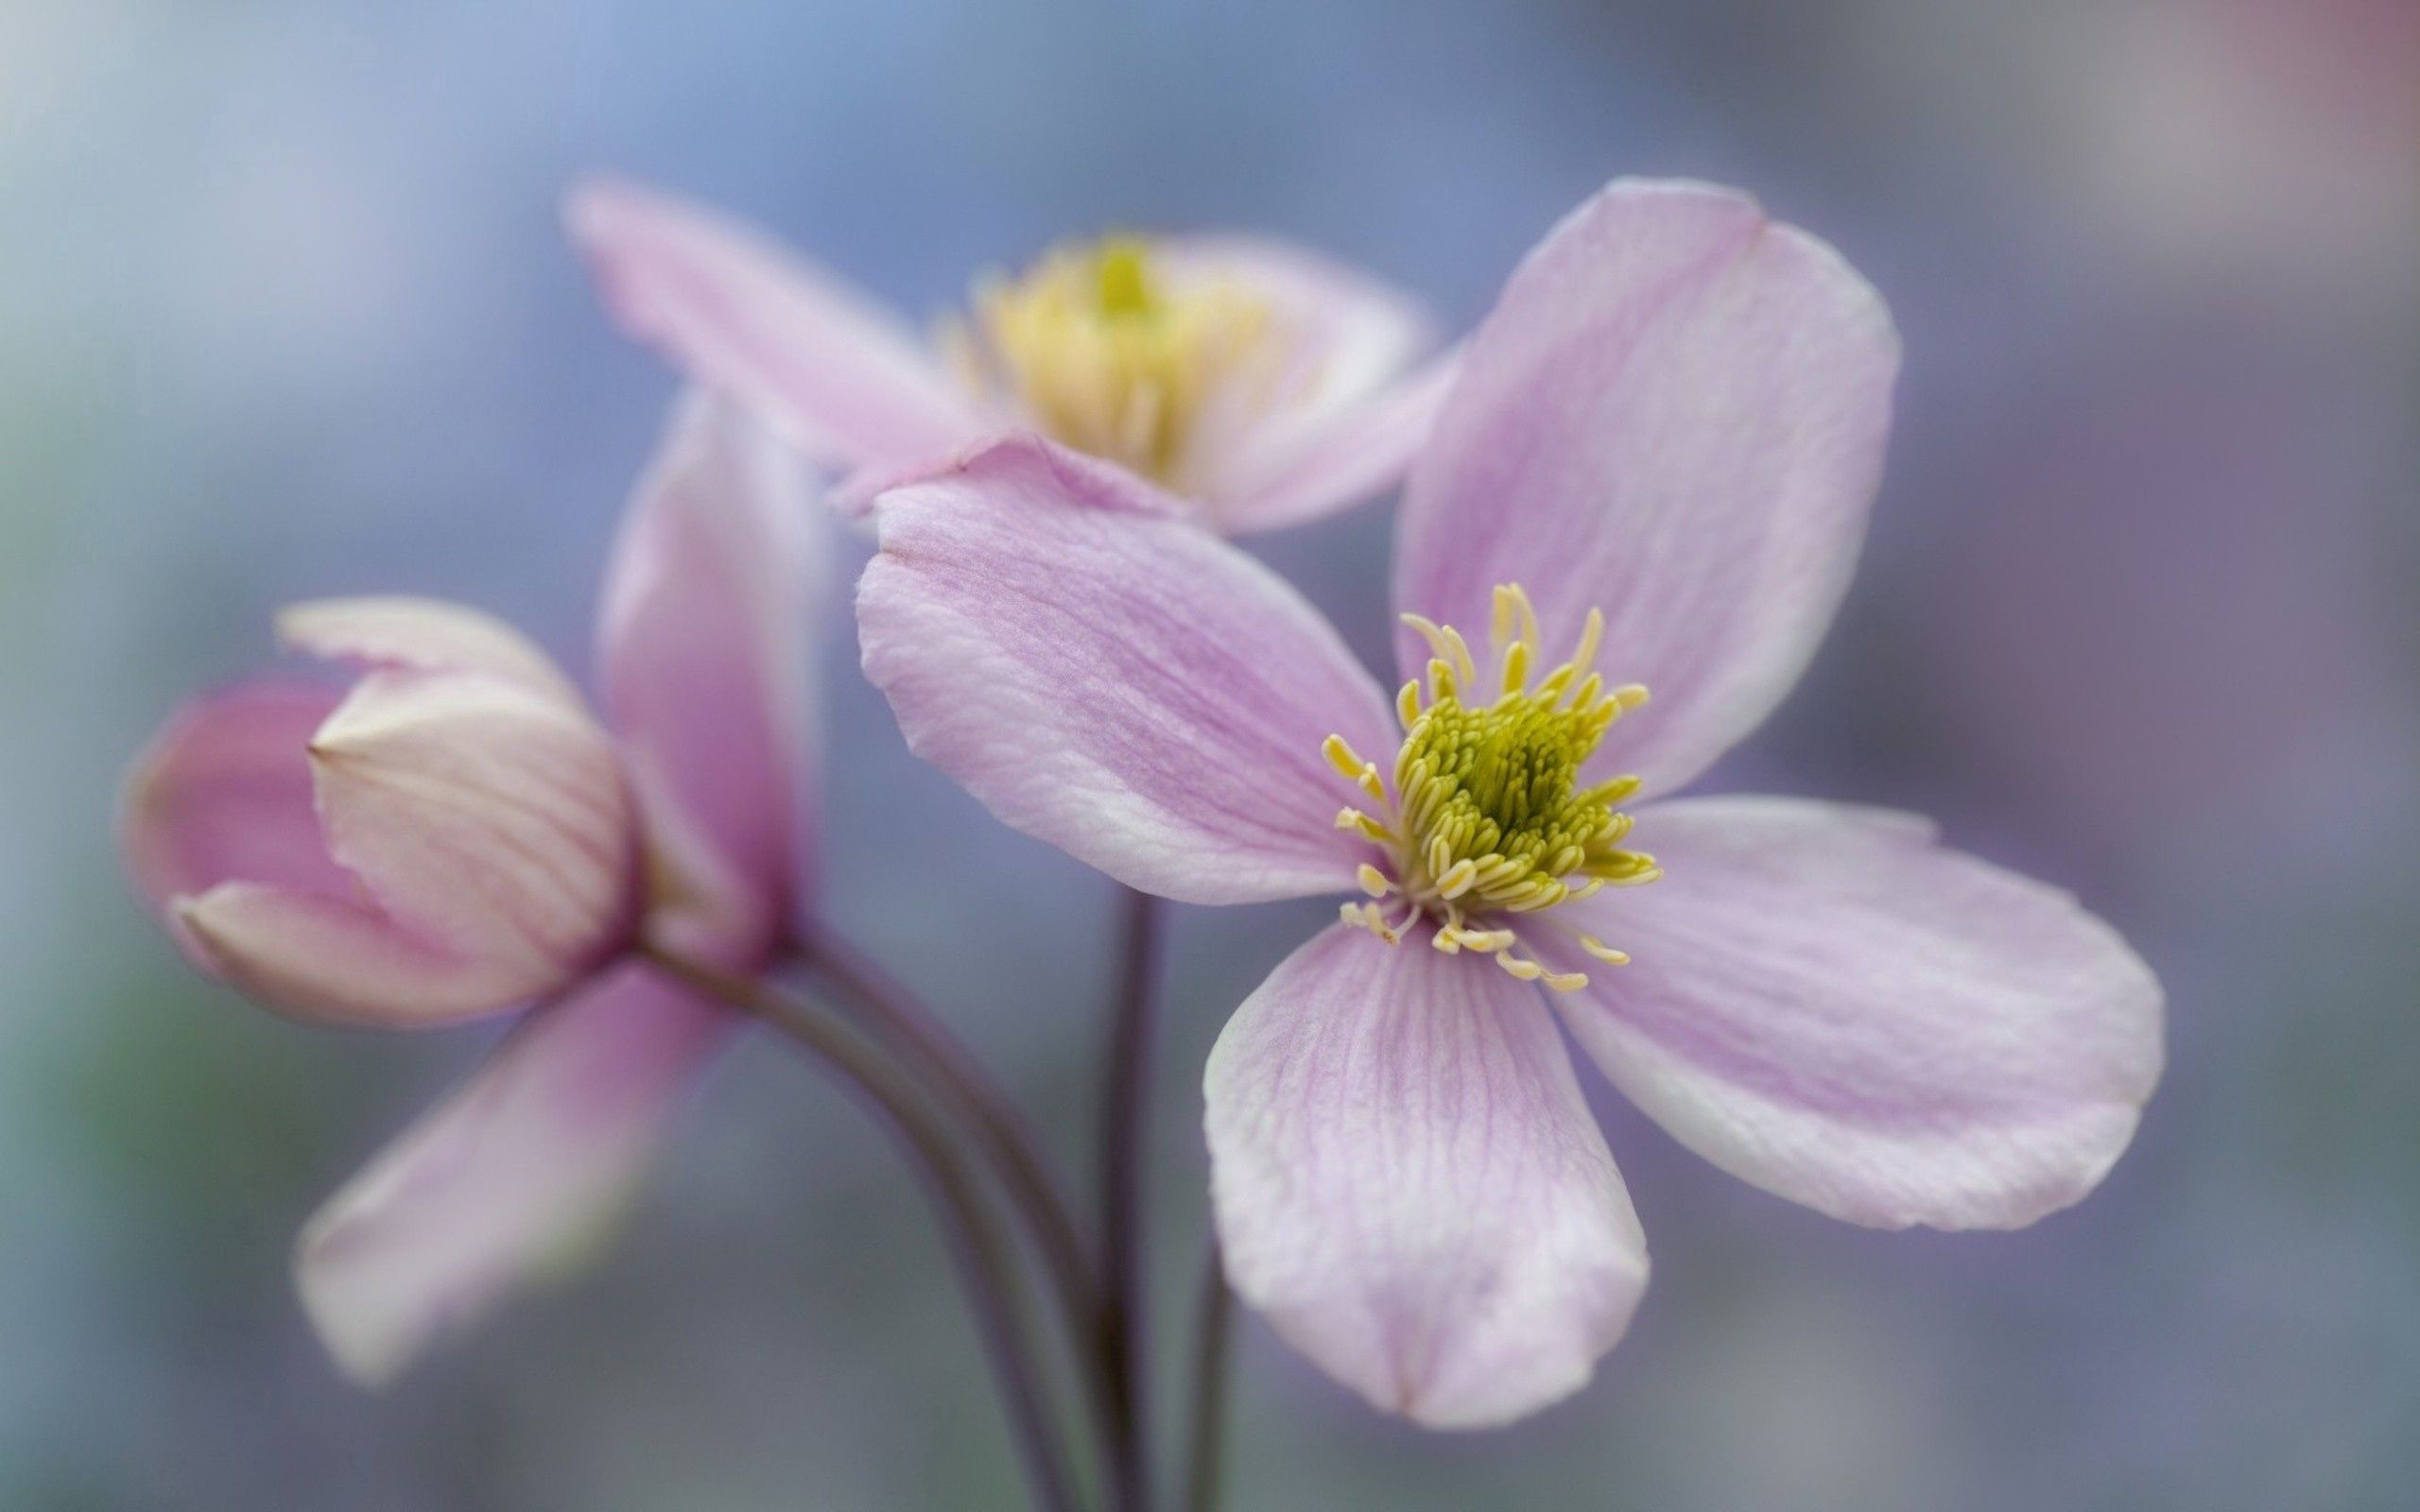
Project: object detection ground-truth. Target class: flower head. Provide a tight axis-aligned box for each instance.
[567,177,1454,534]
[122,394,819,1383]
[854,180,2165,1427]
[944,235,1277,489]
[1329,584,1657,981]
[123,599,641,1025]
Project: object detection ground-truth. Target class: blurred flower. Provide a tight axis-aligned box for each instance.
[567,176,1453,534]
[855,181,2165,1427]
[121,394,819,1382]
[123,601,641,1024]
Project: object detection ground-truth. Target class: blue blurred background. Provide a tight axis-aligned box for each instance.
[5,1,2415,1506]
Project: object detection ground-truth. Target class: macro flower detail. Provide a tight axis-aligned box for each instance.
[1326,584,1658,984]
[123,601,640,1026]
[942,235,1276,489]
[123,394,818,1383]
[856,178,2166,1428]
[568,175,1455,533]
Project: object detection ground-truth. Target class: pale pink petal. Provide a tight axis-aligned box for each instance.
[858,437,1395,904]
[567,176,991,472]
[1200,352,1460,536]
[295,964,731,1383]
[277,597,582,706]
[121,679,352,920]
[173,884,557,1027]
[1154,235,1440,532]
[1393,180,1901,799]
[1156,234,1433,422]
[1205,922,1649,1429]
[308,669,640,999]
[1546,796,2164,1230]
[597,392,821,960]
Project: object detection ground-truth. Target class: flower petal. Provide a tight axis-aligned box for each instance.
[121,679,353,920]
[308,669,640,1005]
[1157,234,1433,423]
[1393,180,1900,798]
[1205,922,1649,1429]
[295,964,731,1383]
[277,597,582,706]
[858,436,1394,904]
[1200,353,1460,536]
[597,392,821,959]
[567,176,991,472]
[1547,796,2165,1230]
[1154,235,1441,533]
[173,883,555,1027]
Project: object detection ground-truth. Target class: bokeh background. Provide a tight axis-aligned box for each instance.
[5,1,2415,1506]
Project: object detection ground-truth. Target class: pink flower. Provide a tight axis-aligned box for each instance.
[121,395,818,1382]
[566,176,1454,534]
[854,180,2166,1427]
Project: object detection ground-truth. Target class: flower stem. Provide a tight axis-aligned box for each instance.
[1099,886,1165,1511]
[794,919,1103,1345]
[1181,1245,1235,1512]
[636,942,1082,1512]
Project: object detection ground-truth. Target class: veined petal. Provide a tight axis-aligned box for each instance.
[1547,796,2164,1230]
[1394,180,1900,799]
[1205,923,1650,1429]
[121,679,353,924]
[296,964,731,1383]
[567,176,992,472]
[278,597,582,706]
[858,436,1395,905]
[598,392,821,958]
[1201,352,1460,536]
[309,669,640,999]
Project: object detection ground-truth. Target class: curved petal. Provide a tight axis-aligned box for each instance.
[1155,235,1440,532]
[1201,352,1460,536]
[1546,797,2165,1230]
[121,679,352,922]
[1393,180,1901,799]
[295,964,731,1383]
[598,392,821,959]
[1205,922,1649,1429]
[857,435,1394,905]
[173,884,557,1027]
[1157,234,1432,421]
[278,597,582,706]
[309,669,641,1003]
[567,176,992,472]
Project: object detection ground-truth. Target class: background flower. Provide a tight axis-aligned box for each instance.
[2,1,2411,1507]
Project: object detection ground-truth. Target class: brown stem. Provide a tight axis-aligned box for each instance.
[637,942,1082,1512]
[1098,886,1165,1511]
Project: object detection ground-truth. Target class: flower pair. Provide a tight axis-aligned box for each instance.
[124,396,816,1381]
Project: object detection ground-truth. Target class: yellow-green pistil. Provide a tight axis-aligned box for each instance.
[942,236,1275,489]
[1325,584,1660,989]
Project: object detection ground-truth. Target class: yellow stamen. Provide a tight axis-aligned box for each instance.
[1322,582,1659,983]
[942,236,1278,490]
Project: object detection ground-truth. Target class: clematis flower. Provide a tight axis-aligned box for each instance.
[122,394,816,1382]
[566,175,1453,534]
[854,180,2166,1428]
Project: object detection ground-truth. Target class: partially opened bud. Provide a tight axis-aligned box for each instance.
[123,598,641,1027]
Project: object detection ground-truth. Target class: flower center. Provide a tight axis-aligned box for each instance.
[1323,585,1660,990]
[942,236,1277,488]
